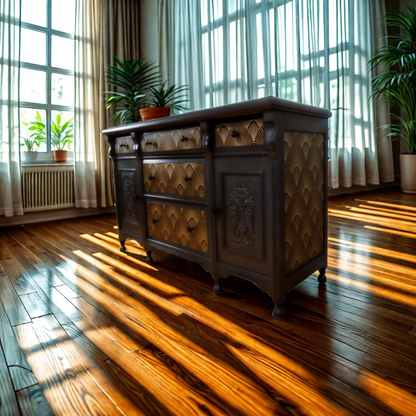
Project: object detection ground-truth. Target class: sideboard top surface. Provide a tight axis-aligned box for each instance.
[103,96,332,137]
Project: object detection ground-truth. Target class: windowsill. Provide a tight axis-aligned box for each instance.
[21,151,74,166]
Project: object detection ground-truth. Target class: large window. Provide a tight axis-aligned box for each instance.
[19,0,75,157]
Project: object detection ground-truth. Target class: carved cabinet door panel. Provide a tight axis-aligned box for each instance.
[115,160,142,237]
[214,157,269,275]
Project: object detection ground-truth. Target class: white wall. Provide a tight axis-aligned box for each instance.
[140,0,159,64]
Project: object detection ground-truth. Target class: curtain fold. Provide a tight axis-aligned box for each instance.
[158,0,394,189]
[0,0,23,217]
[74,0,140,208]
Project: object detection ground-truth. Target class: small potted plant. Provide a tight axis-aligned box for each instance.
[105,56,160,123]
[139,81,190,121]
[20,111,46,161]
[51,114,73,163]
[368,7,416,193]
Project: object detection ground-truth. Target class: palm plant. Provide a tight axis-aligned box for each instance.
[21,111,46,151]
[51,114,73,151]
[368,7,416,154]
[145,81,190,112]
[105,56,160,123]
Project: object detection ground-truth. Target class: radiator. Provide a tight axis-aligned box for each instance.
[22,165,75,212]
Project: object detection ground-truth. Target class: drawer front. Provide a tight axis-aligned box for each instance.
[147,203,208,253]
[141,126,201,152]
[143,161,205,198]
[215,119,264,147]
[115,136,135,154]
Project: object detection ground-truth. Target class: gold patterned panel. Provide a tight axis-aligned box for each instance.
[215,119,264,147]
[141,126,201,152]
[147,203,208,253]
[143,162,205,198]
[284,131,324,275]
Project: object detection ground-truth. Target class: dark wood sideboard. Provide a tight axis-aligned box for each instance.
[103,96,331,319]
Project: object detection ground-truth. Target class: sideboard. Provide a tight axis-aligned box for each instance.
[103,96,331,319]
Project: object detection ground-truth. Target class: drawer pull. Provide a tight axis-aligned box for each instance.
[184,176,192,182]
[145,140,153,146]
[119,143,128,148]
[231,130,239,138]
[148,175,156,181]
[187,226,195,233]
[180,135,188,142]
[152,218,159,224]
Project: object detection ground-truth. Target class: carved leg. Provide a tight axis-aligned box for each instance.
[272,301,286,320]
[146,250,154,264]
[317,267,327,285]
[119,239,126,253]
[213,277,224,295]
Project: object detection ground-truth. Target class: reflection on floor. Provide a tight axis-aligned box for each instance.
[0,189,415,415]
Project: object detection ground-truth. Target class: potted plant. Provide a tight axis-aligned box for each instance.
[105,56,160,123]
[139,81,190,121]
[51,114,73,163]
[20,111,46,161]
[369,7,416,193]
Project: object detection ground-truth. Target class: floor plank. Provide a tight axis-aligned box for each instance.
[0,189,415,415]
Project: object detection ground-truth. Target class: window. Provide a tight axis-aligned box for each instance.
[19,0,75,159]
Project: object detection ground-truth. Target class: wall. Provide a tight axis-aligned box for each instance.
[140,0,159,65]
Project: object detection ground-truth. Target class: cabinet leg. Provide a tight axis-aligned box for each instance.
[213,277,224,295]
[119,239,126,253]
[317,267,327,285]
[146,250,154,264]
[272,302,286,320]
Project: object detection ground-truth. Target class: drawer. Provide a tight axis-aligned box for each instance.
[147,202,208,253]
[141,126,201,152]
[215,118,264,147]
[143,161,205,198]
[115,136,135,154]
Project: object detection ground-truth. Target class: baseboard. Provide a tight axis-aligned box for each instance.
[0,206,116,228]
[329,182,400,197]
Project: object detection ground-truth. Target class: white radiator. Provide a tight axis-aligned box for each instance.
[22,165,75,212]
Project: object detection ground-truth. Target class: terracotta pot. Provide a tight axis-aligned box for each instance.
[400,153,416,194]
[53,150,68,163]
[140,107,170,121]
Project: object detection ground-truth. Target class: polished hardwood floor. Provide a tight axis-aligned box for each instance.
[0,189,415,415]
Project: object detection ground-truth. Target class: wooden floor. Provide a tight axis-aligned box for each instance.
[0,189,416,415]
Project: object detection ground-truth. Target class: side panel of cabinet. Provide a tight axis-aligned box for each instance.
[114,158,142,237]
[214,157,270,275]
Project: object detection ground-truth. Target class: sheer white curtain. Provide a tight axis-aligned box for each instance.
[158,0,395,189]
[0,0,23,217]
[74,0,140,208]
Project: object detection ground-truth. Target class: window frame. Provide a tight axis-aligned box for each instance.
[19,0,74,161]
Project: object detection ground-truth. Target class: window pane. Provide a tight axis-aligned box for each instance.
[21,0,47,27]
[52,0,75,33]
[51,110,74,150]
[20,69,47,104]
[21,29,47,66]
[51,36,74,70]
[51,73,74,106]
[20,108,47,152]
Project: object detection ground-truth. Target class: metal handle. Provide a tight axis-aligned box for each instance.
[149,175,155,181]
[231,130,239,138]
[180,135,188,142]
[184,176,192,182]
[187,226,195,233]
[119,143,127,148]
[145,140,153,146]
[152,218,159,224]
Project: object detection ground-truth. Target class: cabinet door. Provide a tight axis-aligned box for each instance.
[114,159,142,237]
[214,157,269,274]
